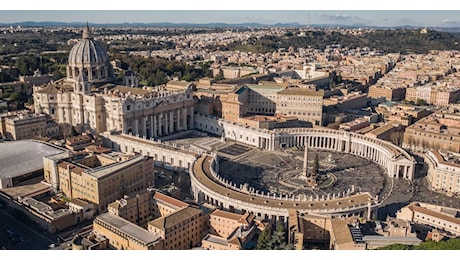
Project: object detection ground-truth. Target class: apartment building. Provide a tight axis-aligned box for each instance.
[201,209,256,250]
[148,205,205,250]
[44,152,154,212]
[425,149,460,196]
[276,88,324,126]
[397,202,460,236]
[93,213,163,250]
[0,110,49,140]
[368,85,406,101]
[403,112,460,153]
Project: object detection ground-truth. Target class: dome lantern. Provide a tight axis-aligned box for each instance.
[82,22,91,39]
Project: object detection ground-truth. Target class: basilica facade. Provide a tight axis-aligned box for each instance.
[33,24,195,138]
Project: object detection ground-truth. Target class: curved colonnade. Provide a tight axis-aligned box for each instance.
[190,154,376,221]
[190,127,416,221]
[270,128,415,180]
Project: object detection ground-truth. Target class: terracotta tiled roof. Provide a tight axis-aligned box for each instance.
[148,206,202,230]
[153,192,189,209]
[409,203,460,225]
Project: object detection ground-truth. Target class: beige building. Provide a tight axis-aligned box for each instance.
[425,149,460,196]
[403,112,460,153]
[364,121,404,143]
[276,88,324,126]
[33,24,195,137]
[108,189,153,227]
[44,151,154,212]
[201,209,256,250]
[323,91,368,111]
[148,205,205,250]
[396,202,460,236]
[94,189,209,250]
[0,110,52,140]
[368,85,406,101]
[93,212,163,250]
[221,84,323,126]
[329,219,366,250]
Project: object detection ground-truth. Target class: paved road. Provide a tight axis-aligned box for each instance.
[0,205,55,250]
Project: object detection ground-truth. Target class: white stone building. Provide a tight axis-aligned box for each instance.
[33,23,195,138]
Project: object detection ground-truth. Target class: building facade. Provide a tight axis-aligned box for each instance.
[44,151,154,212]
[0,110,54,140]
[33,24,195,137]
[425,150,460,196]
[396,202,460,237]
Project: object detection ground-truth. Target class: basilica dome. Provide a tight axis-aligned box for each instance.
[66,23,114,85]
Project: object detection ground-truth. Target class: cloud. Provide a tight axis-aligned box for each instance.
[317,13,354,22]
[443,18,460,25]
[398,17,416,25]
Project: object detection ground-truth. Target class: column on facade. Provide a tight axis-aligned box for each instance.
[142,116,147,138]
[155,114,159,137]
[134,118,139,136]
[190,107,194,129]
[182,107,187,130]
[170,111,174,134]
[177,109,181,131]
[158,114,163,136]
[150,114,154,138]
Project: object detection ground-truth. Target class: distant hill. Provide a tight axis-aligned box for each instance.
[1,21,459,32]
[0,21,302,28]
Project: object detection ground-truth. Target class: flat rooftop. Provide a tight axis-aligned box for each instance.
[0,140,65,179]
[96,213,161,245]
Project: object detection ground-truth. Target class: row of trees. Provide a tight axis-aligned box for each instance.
[378,238,460,250]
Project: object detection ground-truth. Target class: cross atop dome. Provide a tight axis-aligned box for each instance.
[82,22,91,39]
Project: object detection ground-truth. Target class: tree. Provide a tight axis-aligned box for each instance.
[389,131,403,146]
[313,154,320,175]
[214,69,224,81]
[416,99,428,106]
[256,229,270,250]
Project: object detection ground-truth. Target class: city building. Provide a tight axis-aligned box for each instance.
[147,205,205,250]
[329,219,366,250]
[396,202,460,237]
[93,212,163,250]
[201,209,256,250]
[43,150,154,212]
[33,24,195,137]
[276,87,323,126]
[368,85,406,101]
[403,112,460,153]
[105,189,208,250]
[425,149,460,196]
[65,133,101,151]
[0,110,58,140]
[221,83,323,126]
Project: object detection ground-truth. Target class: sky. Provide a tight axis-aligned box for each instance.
[0,1,460,28]
[1,10,460,28]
